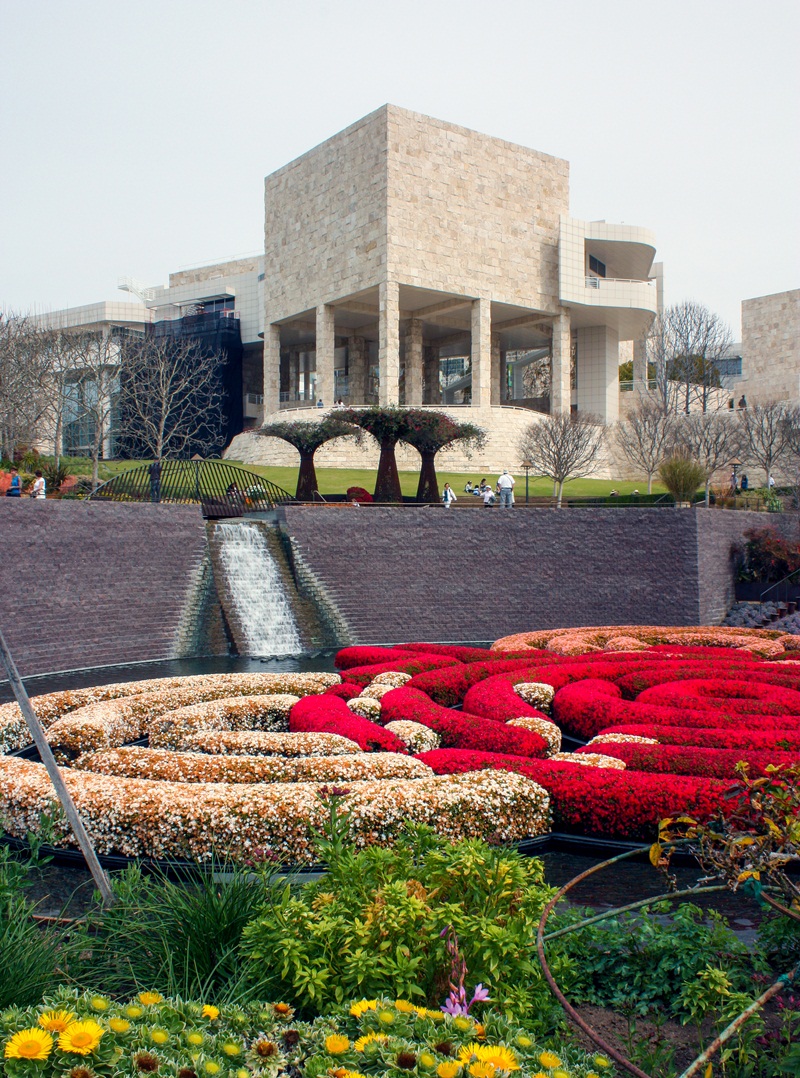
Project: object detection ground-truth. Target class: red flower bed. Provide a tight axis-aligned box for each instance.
[339,654,461,688]
[615,660,800,699]
[416,748,729,840]
[323,682,362,701]
[380,687,548,757]
[399,643,495,663]
[637,678,800,715]
[552,680,800,740]
[335,646,424,670]
[407,658,544,707]
[576,742,799,779]
[289,695,407,753]
[592,723,800,752]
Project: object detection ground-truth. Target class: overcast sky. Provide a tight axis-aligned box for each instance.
[2,0,798,336]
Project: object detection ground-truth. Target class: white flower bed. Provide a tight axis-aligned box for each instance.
[550,752,627,770]
[383,720,441,753]
[513,682,556,713]
[183,731,360,756]
[347,697,382,720]
[507,717,561,754]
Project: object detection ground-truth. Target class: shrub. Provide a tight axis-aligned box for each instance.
[658,454,706,503]
[241,824,564,1028]
[738,525,800,582]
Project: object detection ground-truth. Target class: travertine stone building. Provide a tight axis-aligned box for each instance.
[258,105,659,436]
[737,288,800,403]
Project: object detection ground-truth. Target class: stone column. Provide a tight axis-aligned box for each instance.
[315,304,335,406]
[406,318,423,406]
[379,280,400,406]
[491,331,503,405]
[551,310,571,415]
[262,323,281,416]
[423,345,440,404]
[576,325,620,423]
[470,297,492,410]
[348,335,367,404]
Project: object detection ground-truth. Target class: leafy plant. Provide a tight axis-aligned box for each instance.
[0,838,61,1008]
[737,526,800,582]
[66,862,268,1002]
[657,454,705,503]
[241,822,565,1032]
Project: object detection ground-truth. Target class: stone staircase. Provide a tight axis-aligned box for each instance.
[0,501,210,676]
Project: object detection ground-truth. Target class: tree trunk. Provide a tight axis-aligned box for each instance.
[54,412,62,470]
[705,477,711,507]
[416,449,439,503]
[374,439,403,503]
[647,472,653,495]
[557,480,565,508]
[296,452,318,501]
[91,424,101,492]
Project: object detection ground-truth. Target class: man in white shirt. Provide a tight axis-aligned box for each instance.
[496,470,515,508]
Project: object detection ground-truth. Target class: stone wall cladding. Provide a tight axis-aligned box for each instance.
[282,506,722,644]
[385,106,568,309]
[263,107,389,322]
[740,289,800,402]
[227,404,616,479]
[0,501,208,677]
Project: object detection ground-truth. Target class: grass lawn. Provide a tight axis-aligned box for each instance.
[46,455,666,498]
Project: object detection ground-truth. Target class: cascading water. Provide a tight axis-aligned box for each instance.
[214,521,302,656]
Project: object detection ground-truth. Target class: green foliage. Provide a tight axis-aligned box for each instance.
[657,454,706,502]
[757,911,800,972]
[552,901,761,1018]
[258,417,359,455]
[66,863,268,1002]
[0,841,60,1009]
[241,825,565,1032]
[737,526,800,583]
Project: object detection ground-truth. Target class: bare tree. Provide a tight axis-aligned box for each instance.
[674,411,744,506]
[0,313,53,460]
[58,331,122,491]
[116,332,225,462]
[667,301,733,414]
[614,400,677,493]
[519,412,606,508]
[637,302,734,415]
[741,399,797,486]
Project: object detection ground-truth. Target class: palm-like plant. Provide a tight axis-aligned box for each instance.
[257,416,359,500]
[403,412,486,502]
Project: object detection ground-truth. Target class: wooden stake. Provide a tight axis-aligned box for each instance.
[0,629,115,906]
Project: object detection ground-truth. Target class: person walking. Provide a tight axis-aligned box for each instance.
[31,471,46,499]
[5,469,22,497]
[496,469,515,508]
[442,482,457,508]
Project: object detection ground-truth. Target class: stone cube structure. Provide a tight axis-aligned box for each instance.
[259,105,659,437]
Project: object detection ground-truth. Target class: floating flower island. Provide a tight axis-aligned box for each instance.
[0,626,798,863]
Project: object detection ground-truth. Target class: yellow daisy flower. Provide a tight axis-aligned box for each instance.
[468,1063,495,1078]
[108,1018,131,1034]
[454,1017,474,1033]
[149,1029,169,1045]
[419,1052,437,1069]
[458,1043,484,1064]
[5,1028,54,1060]
[349,1000,377,1018]
[38,1011,76,1033]
[201,1005,220,1021]
[138,992,163,1006]
[538,1052,562,1071]
[377,1011,396,1027]
[592,1057,612,1071]
[394,1000,416,1013]
[552,1071,571,1078]
[515,1036,533,1049]
[203,1062,221,1075]
[354,1033,389,1052]
[89,998,109,1012]
[325,1034,350,1055]
[187,1033,205,1047]
[476,1046,520,1072]
[222,1043,242,1057]
[58,1020,105,1056]
[124,1006,144,1019]
[235,1070,250,1078]
[436,1064,462,1078]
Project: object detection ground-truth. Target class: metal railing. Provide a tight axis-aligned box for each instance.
[88,459,295,518]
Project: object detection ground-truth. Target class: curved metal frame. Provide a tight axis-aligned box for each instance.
[88,460,295,517]
[536,843,799,1078]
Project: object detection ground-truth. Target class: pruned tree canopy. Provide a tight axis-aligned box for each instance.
[402,411,486,502]
[258,415,360,499]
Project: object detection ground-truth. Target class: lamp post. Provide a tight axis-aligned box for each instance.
[522,459,533,504]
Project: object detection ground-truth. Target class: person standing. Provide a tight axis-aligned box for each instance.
[31,471,46,499]
[442,482,457,508]
[768,474,776,490]
[496,469,515,508]
[149,459,162,503]
[5,469,21,497]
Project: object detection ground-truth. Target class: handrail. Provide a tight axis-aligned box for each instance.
[311,490,328,503]
[760,564,800,603]
[88,459,296,518]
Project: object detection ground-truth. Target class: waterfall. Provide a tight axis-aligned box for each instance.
[214,521,302,656]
